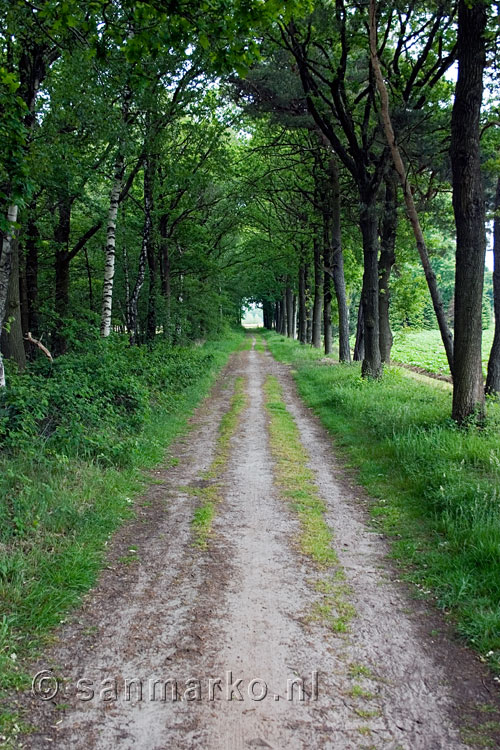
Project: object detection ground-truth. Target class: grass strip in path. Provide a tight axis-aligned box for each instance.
[191,376,248,547]
[264,375,337,567]
[263,374,358,638]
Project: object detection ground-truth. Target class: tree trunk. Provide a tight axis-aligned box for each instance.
[128,166,152,346]
[0,205,19,387]
[486,177,500,396]
[144,155,157,342]
[53,196,73,356]
[359,193,382,377]
[20,241,29,338]
[100,153,125,337]
[307,306,313,343]
[25,209,39,336]
[328,158,350,362]
[127,244,148,346]
[100,82,132,337]
[0,42,53,377]
[378,170,398,363]
[298,262,307,343]
[1,238,26,371]
[267,300,274,330]
[312,236,322,348]
[305,264,312,344]
[159,213,171,338]
[332,252,350,362]
[450,0,487,423]
[369,0,454,374]
[353,299,365,361]
[286,283,293,338]
[9,43,52,368]
[323,225,332,354]
[262,301,268,329]
[280,292,287,335]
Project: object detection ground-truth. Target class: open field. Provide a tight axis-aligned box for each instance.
[391,328,495,377]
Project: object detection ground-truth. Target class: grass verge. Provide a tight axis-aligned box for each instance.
[0,330,244,733]
[262,329,500,671]
[191,376,248,547]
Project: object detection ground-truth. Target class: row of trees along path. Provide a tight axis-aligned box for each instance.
[0,0,498,424]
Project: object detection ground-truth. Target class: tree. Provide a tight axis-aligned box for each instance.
[368,0,454,371]
[486,177,500,396]
[450,0,488,423]
[280,1,457,376]
[0,206,19,387]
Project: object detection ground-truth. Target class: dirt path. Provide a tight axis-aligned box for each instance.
[20,340,499,749]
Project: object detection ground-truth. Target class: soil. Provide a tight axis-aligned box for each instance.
[320,355,453,387]
[391,361,453,385]
[15,339,500,749]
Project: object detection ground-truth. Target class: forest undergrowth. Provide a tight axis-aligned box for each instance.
[0,329,244,701]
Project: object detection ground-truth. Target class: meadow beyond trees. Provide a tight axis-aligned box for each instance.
[1,0,500,747]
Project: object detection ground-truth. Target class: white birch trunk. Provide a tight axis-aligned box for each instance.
[100,155,124,337]
[0,204,19,387]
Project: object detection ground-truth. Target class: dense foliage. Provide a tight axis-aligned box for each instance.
[0,336,218,466]
[0,0,498,421]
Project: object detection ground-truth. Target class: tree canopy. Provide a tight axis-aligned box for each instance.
[0,0,498,422]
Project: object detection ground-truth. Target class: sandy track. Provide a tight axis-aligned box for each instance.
[19,340,499,749]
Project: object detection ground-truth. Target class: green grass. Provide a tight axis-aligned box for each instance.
[237,335,253,351]
[349,684,376,700]
[392,328,495,377]
[348,663,374,679]
[191,487,218,548]
[191,376,248,547]
[264,375,338,566]
[310,585,356,633]
[0,330,244,727]
[263,374,356,634]
[202,376,247,480]
[261,330,500,670]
